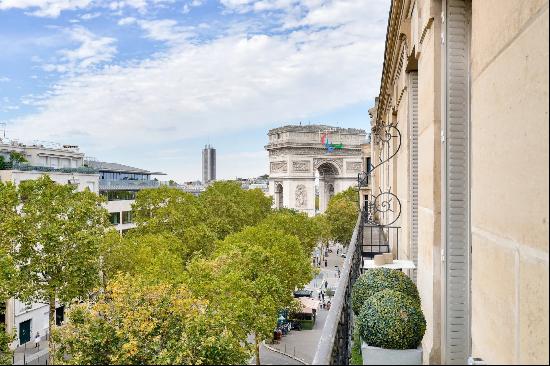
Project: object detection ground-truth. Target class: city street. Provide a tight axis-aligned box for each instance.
[253,243,345,365]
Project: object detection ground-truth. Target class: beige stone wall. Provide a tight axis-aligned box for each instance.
[415,1,442,363]
[470,1,549,364]
[371,0,548,363]
[370,0,444,363]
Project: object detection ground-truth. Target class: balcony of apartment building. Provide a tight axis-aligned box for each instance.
[0,161,100,193]
[312,168,406,365]
[99,178,161,191]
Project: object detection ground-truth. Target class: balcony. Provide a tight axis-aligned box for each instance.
[0,162,98,174]
[99,179,161,190]
[313,206,400,365]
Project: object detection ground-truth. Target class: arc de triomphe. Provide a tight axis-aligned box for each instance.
[266,125,366,216]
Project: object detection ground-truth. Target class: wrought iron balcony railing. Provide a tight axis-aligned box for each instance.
[99,179,161,190]
[312,209,402,365]
[0,162,98,174]
[313,214,363,365]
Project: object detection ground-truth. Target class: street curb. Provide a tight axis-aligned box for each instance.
[263,341,308,365]
[13,348,49,365]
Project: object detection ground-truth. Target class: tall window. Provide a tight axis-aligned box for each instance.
[101,190,137,201]
[109,212,120,225]
[122,211,133,224]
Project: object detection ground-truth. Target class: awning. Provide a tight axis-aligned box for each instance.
[298,297,320,314]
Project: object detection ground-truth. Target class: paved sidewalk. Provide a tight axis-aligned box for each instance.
[249,343,304,365]
[268,244,345,364]
[11,338,49,365]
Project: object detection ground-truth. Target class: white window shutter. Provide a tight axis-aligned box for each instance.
[408,71,419,284]
[443,0,471,364]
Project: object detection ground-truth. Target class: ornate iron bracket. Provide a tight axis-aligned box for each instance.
[364,187,402,226]
[357,122,403,227]
[370,123,402,173]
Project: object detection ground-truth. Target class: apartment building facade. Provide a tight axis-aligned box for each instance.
[84,160,165,234]
[369,0,548,364]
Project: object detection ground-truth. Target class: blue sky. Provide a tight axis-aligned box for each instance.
[0,0,390,182]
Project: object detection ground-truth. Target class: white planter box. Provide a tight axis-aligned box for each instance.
[361,341,422,365]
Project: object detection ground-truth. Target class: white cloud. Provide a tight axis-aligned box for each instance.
[221,0,298,13]
[0,76,10,82]
[42,26,117,73]
[81,11,101,19]
[138,19,193,42]
[182,0,203,13]
[0,0,176,17]
[0,0,93,17]
[117,16,136,25]
[9,0,389,179]
[118,17,194,44]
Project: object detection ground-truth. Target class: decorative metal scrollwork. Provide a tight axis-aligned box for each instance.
[357,171,369,189]
[357,122,402,227]
[370,123,402,173]
[368,188,401,226]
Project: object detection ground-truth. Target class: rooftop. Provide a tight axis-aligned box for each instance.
[84,160,165,175]
[268,124,366,135]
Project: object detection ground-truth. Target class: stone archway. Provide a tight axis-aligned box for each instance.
[317,162,339,212]
[266,125,366,216]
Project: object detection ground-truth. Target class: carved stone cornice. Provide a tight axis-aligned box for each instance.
[419,17,435,45]
[269,147,361,157]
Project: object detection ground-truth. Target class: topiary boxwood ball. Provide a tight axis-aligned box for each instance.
[357,289,426,350]
[351,268,420,315]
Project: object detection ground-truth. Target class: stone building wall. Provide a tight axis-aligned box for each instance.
[469,1,549,364]
[370,0,548,364]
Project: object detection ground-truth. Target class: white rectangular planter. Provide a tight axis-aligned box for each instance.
[361,341,422,365]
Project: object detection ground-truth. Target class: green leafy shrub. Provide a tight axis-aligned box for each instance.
[351,268,420,315]
[350,326,363,365]
[357,289,426,350]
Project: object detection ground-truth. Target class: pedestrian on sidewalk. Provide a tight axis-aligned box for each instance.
[324,280,328,289]
[34,332,40,348]
[324,258,328,267]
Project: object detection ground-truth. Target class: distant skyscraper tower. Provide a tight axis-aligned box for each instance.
[202,145,216,183]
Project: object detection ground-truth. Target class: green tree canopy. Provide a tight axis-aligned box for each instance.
[186,225,315,364]
[131,187,217,261]
[52,274,249,365]
[198,181,272,239]
[312,213,332,248]
[0,181,19,302]
[100,231,186,286]
[13,176,110,346]
[132,186,202,235]
[259,209,320,255]
[0,182,19,364]
[325,187,359,245]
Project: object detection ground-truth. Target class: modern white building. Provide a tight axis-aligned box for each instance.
[84,160,166,234]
